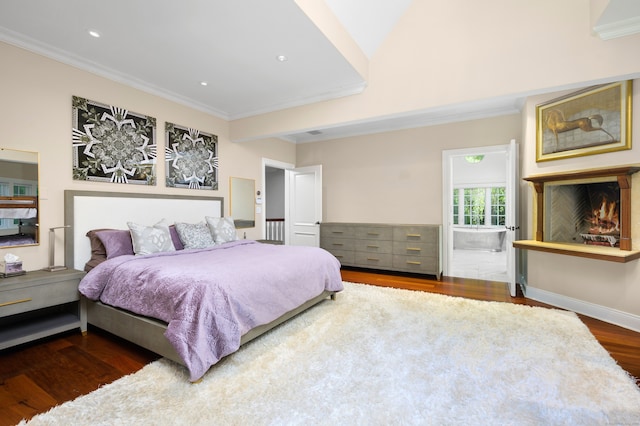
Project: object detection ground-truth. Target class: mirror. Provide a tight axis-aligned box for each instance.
[0,148,39,247]
[230,177,255,228]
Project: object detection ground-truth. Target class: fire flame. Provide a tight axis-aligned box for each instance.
[589,197,619,235]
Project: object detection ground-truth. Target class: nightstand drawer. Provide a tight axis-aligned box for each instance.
[0,279,80,318]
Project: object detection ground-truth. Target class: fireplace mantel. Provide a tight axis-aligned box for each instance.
[514,164,640,263]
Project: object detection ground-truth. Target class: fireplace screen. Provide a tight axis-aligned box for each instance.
[544,181,620,247]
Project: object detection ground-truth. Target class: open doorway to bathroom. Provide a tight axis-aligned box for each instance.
[442,142,518,291]
[450,183,507,281]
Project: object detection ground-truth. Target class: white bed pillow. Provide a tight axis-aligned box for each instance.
[127,219,176,255]
[205,216,238,244]
[175,221,216,249]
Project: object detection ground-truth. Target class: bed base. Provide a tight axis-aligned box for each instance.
[85,290,337,368]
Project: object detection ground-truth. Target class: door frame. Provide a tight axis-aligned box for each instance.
[261,158,294,241]
[441,141,518,295]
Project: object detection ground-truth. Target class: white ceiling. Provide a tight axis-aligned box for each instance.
[0,0,638,144]
[0,0,376,120]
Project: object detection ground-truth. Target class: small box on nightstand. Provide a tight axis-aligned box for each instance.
[0,261,25,278]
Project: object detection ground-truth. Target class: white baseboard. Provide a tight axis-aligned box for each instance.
[525,286,640,333]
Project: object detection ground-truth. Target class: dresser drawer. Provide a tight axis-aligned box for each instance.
[355,252,392,268]
[321,224,355,238]
[355,226,392,241]
[324,248,354,265]
[320,237,355,252]
[392,255,438,274]
[393,226,438,242]
[0,279,80,318]
[392,241,437,256]
[354,239,392,254]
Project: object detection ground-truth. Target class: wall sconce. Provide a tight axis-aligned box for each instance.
[43,225,70,272]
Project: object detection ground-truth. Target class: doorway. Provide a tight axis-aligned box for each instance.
[262,159,293,244]
[442,142,518,294]
[261,159,323,247]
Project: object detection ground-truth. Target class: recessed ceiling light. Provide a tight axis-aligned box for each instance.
[88,30,101,38]
[276,55,288,62]
[200,81,208,86]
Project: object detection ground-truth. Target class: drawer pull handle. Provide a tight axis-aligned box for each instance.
[406,261,422,265]
[367,258,380,261]
[367,245,379,249]
[367,232,380,236]
[332,243,344,246]
[0,298,32,307]
[332,231,344,234]
[406,233,422,238]
[407,247,421,252]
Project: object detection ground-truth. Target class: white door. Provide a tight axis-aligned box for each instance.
[442,142,519,295]
[505,139,519,296]
[287,165,322,246]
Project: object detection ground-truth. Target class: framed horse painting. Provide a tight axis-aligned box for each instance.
[536,80,632,162]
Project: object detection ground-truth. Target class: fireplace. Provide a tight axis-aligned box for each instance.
[514,165,640,263]
[545,181,620,247]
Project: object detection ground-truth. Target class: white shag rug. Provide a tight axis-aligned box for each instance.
[21,282,640,425]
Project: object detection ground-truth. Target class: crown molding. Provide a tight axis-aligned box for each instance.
[594,15,640,40]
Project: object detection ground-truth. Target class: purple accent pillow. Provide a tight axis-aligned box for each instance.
[84,229,109,272]
[96,229,134,259]
[169,224,184,250]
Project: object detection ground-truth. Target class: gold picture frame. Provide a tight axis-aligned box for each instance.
[536,80,632,162]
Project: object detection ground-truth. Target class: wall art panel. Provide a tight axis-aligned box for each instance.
[72,96,157,185]
[165,122,218,190]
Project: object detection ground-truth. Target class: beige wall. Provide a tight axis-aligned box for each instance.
[0,42,295,269]
[297,79,640,325]
[296,114,521,224]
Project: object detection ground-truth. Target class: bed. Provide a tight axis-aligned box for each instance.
[0,195,38,246]
[64,190,343,382]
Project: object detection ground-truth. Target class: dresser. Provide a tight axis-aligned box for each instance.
[0,269,86,350]
[321,223,442,279]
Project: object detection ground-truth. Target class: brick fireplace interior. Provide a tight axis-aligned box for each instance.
[545,180,620,247]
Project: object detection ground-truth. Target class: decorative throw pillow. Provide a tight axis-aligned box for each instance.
[127,219,176,256]
[175,221,216,249]
[169,224,184,250]
[84,229,109,271]
[95,229,135,259]
[205,216,238,244]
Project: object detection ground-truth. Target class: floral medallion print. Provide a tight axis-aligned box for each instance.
[165,122,218,190]
[72,96,157,185]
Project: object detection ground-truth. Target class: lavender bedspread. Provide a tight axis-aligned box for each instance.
[79,240,343,381]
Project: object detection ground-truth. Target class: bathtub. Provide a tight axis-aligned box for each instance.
[453,227,506,252]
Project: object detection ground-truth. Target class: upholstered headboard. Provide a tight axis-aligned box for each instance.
[64,190,224,270]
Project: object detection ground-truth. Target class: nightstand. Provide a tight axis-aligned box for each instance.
[0,269,86,350]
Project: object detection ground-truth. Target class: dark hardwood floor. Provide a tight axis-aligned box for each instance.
[1,269,639,425]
